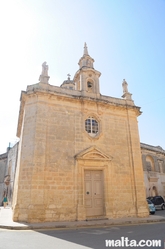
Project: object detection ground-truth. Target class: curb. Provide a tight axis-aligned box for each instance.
[1,218,165,230]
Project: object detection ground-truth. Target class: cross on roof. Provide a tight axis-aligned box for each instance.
[67,74,71,80]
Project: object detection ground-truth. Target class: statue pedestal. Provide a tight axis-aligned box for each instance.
[122,92,132,100]
[39,75,50,84]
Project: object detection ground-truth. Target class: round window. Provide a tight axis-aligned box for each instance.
[85,117,98,137]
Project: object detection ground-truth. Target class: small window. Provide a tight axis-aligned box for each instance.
[85,117,98,137]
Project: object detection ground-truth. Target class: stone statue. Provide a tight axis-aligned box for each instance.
[39,61,50,84]
[41,62,48,76]
[121,79,133,100]
[122,79,128,93]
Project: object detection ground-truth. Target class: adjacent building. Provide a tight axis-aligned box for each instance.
[141,143,165,198]
[0,152,7,205]
[0,143,18,206]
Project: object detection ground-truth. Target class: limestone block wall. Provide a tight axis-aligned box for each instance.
[13,94,77,222]
[13,89,148,222]
[0,153,7,205]
[73,101,147,218]
[6,143,18,205]
[144,171,165,199]
[141,144,165,199]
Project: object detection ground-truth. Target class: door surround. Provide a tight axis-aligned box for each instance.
[75,146,112,220]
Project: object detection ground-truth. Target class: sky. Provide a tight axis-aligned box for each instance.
[0,0,165,153]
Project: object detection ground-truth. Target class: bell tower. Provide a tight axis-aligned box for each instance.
[74,43,101,97]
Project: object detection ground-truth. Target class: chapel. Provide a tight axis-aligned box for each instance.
[12,44,149,222]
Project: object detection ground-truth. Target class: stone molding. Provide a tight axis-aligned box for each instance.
[147,171,158,182]
[75,146,113,161]
[141,143,165,154]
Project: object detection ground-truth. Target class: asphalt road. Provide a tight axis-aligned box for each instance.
[155,209,165,217]
[0,221,165,249]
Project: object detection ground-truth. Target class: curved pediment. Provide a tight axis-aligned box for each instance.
[75,146,112,161]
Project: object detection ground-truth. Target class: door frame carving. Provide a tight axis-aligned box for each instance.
[75,146,113,220]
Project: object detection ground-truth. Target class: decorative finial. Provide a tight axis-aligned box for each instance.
[39,61,50,84]
[84,42,88,55]
[67,74,71,80]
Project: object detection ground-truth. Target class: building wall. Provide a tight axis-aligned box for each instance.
[0,144,18,206]
[141,143,165,199]
[12,83,148,223]
[6,143,18,205]
[0,153,7,205]
[2,140,165,211]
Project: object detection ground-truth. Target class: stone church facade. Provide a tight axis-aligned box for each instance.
[9,44,149,223]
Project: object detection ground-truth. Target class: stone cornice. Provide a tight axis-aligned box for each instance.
[26,83,141,114]
[16,83,142,138]
[141,142,165,155]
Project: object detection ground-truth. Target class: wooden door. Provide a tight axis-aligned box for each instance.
[84,170,104,217]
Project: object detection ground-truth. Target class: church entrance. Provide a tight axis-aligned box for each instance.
[84,170,104,217]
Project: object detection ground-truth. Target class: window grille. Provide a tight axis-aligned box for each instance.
[85,117,98,136]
